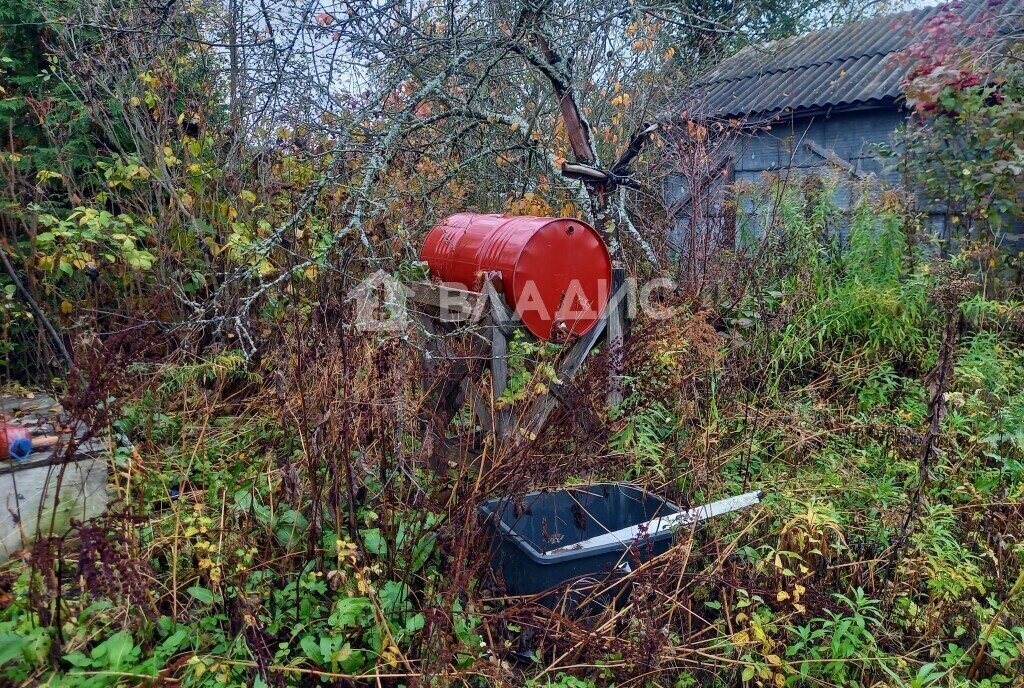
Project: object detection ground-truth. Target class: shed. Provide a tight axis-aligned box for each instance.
[667,0,1023,249]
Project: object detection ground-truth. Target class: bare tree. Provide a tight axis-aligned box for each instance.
[30,0,874,352]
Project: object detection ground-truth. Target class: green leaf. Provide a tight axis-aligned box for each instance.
[187,585,217,604]
[0,634,26,666]
[160,628,189,653]
[329,596,371,628]
[406,613,425,635]
[741,666,756,682]
[63,651,92,668]
[360,528,387,555]
[97,631,135,668]
[379,580,408,612]
[300,635,323,664]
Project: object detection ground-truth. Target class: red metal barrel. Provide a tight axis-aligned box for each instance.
[420,213,612,340]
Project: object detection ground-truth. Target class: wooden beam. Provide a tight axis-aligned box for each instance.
[546,490,764,555]
[606,279,625,408]
[407,281,487,323]
[489,312,512,440]
[561,162,609,182]
[482,280,516,337]
[804,140,867,179]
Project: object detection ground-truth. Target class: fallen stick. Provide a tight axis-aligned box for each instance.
[31,435,60,449]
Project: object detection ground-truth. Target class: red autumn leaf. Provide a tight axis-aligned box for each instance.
[316,12,334,26]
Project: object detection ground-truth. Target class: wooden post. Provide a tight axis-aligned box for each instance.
[489,313,511,440]
[606,267,626,408]
[411,278,625,457]
[482,280,514,440]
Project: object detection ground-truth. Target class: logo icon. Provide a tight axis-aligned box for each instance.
[347,270,409,332]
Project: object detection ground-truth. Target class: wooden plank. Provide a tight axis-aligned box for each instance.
[463,377,494,436]
[489,314,512,440]
[482,280,516,336]
[547,490,764,555]
[562,162,608,182]
[0,439,108,477]
[479,279,516,439]
[606,268,626,408]
[407,281,486,322]
[421,331,488,468]
[804,139,867,179]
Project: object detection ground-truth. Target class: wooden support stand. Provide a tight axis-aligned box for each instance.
[409,277,628,469]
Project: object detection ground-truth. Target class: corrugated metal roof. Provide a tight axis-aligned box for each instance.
[689,0,1024,118]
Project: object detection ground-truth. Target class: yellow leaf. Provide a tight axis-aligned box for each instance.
[130,96,141,106]
[766,654,782,667]
[60,300,73,315]
[776,590,790,601]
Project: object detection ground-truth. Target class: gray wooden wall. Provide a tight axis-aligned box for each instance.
[667,107,910,251]
[667,105,1023,255]
[732,108,905,183]
[732,107,908,241]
